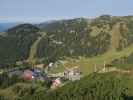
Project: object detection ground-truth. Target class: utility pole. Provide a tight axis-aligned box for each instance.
[103,61,106,72]
[94,64,97,72]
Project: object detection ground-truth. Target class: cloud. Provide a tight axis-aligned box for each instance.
[0,16,49,23]
[0,16,89,23]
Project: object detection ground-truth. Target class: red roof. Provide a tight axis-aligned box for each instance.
[23,70,33,81]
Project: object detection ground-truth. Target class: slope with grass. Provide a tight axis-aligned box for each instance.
[28,32,47,64]
[0,15,133,70]
[51,44,133,75]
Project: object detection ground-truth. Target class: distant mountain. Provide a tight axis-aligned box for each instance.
[36,20,60,29]
[0,23,19,32]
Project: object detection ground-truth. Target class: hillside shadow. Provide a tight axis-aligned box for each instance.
[123,95,133,100]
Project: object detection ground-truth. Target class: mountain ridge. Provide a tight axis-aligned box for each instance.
[0,15,133,72]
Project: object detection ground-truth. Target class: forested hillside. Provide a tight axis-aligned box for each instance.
[0,15,133,69]
[0,24,40,66]
[35,15,133,66]
[1,73,133,100]
[0,15,133,100]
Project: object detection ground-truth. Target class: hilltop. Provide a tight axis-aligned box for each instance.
[0,24,40,66]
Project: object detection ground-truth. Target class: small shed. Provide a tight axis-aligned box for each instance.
[34,64,46,69]
[51,78,61,89]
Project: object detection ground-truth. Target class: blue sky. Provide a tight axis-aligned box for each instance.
[0,0,133,22]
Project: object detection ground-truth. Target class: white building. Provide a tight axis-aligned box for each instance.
[64,66,81,81]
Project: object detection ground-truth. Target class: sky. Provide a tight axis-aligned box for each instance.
[0,0,133,23]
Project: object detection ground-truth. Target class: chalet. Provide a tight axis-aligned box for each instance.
[51,78,61,89]
[34,64,46,69]
[64,66,81,81]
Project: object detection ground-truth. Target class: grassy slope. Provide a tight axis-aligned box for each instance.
[0,87,17,100]
[51,44,133,75]
[28,32,46,64]
[0,83,32,100]
[50,21,133,75]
